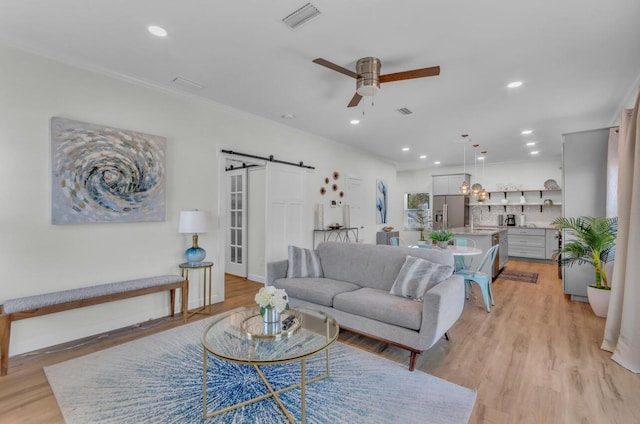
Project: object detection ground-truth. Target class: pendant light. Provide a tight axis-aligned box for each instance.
[471,144,482,197]
[478,151,488,202]
[459,134,470,195]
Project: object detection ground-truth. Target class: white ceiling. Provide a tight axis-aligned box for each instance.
[1,0,639,170]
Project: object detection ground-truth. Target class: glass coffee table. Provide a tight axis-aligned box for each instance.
[201,307,339,423]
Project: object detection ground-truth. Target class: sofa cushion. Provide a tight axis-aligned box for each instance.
[316,242,454,291]
[390,256,440,300]
[287,245,323,278]
[333,287,423,331]
[272,277,359,307]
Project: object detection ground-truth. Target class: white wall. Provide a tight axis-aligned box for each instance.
[0,44,396,356]
[397,159,562,244]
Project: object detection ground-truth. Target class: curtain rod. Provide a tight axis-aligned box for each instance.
[221,149,315,170]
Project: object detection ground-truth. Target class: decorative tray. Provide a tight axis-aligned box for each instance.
[240,309,302,339]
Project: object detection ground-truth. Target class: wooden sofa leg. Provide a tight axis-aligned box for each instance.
[1,314,10,376]
[444,332,450,341]
[408,351,420,371]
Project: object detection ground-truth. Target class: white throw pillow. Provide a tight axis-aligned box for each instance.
[287,245,324,278]
[390,256,454,301]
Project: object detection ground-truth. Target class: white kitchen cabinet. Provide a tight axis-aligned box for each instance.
[562,128,609,301]
[508,228,546,259]
[432,173,470,195]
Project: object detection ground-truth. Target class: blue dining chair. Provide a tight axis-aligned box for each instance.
[452,237,476,272]
[390,236,399,246]
[457,244,500,312]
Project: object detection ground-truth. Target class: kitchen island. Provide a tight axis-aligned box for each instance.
[447,227,508,277]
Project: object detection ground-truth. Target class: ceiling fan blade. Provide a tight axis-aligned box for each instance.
[379,66,440,83]
[347,93,363,108]
[313,58,358,79]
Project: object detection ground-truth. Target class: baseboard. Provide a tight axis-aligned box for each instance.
[248,273,265,284]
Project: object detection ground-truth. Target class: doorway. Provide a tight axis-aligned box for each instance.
[225,168,247,277]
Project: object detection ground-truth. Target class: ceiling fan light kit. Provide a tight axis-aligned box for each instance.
[313,56,440,108]
[355,57,381,96]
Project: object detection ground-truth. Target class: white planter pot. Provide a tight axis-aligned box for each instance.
[587,286,611,318]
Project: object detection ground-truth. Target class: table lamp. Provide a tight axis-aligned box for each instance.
[178,210,209,264]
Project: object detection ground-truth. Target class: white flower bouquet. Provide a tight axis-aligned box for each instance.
[254,286,289,315]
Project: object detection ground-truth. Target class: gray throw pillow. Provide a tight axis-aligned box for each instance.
[390,256,454,300]
[287,245,324,278]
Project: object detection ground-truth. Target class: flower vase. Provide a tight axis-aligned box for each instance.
[262,307,280,334]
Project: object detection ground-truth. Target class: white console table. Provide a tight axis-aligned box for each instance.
[313,227,359,247]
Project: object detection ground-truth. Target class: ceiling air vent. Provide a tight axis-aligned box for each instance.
[397,108,413,115]
[282,3,321,29]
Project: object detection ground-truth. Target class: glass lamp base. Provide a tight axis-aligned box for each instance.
[184,246,206,264]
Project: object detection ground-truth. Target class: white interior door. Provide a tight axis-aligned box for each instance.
[265,164,311,265]
[226,168,247,277]
[347,176,365,242]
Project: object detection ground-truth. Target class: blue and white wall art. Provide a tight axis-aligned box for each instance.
[51,117,166,224]
[376,179,388,224]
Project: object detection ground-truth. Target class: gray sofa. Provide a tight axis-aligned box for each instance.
[267,242,465,370]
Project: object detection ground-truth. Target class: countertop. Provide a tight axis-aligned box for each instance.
[448,225,558,235]
[448,227,505,235]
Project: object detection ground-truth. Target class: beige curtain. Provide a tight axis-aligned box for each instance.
[601,88,640,373]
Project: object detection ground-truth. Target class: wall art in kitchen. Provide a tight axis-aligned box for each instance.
[376,179,388,224]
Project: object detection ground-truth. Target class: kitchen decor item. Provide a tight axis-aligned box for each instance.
[519,214,526,227]
[544,179,560,190]
[498,215,504,226]
[506,214,516,226]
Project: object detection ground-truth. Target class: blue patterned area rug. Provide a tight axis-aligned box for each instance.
[45,317,476,423]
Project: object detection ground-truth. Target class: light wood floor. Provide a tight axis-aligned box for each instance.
[1,261,638,423]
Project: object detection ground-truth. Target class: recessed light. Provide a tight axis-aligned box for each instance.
[521,129,533,135]
[148,25,168,37]
[434,161,441,165]
[507,81,523,88]
[402,147,410,152]
[526,142,536,146]
[530,151,539,155]
[281,113,296,119]
[350,119,360,125]
[419,155,427,159]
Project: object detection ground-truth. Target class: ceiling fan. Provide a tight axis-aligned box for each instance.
[312,57,440,107]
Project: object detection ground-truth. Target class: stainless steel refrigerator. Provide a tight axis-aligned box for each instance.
[432,195,469,229]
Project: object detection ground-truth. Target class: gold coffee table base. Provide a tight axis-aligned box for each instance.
[201,307,339,423]
[202,349,331,423]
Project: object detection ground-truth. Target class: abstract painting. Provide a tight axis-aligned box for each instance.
[51,117,166,224]
[376,179,388,224]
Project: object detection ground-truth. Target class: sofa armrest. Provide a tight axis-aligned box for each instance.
[419,274,465,349]
[267,260,289,286]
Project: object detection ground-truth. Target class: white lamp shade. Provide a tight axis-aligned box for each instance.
[178,210,209,234]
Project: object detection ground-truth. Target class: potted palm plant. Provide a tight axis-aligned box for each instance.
[552,216,617,317]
